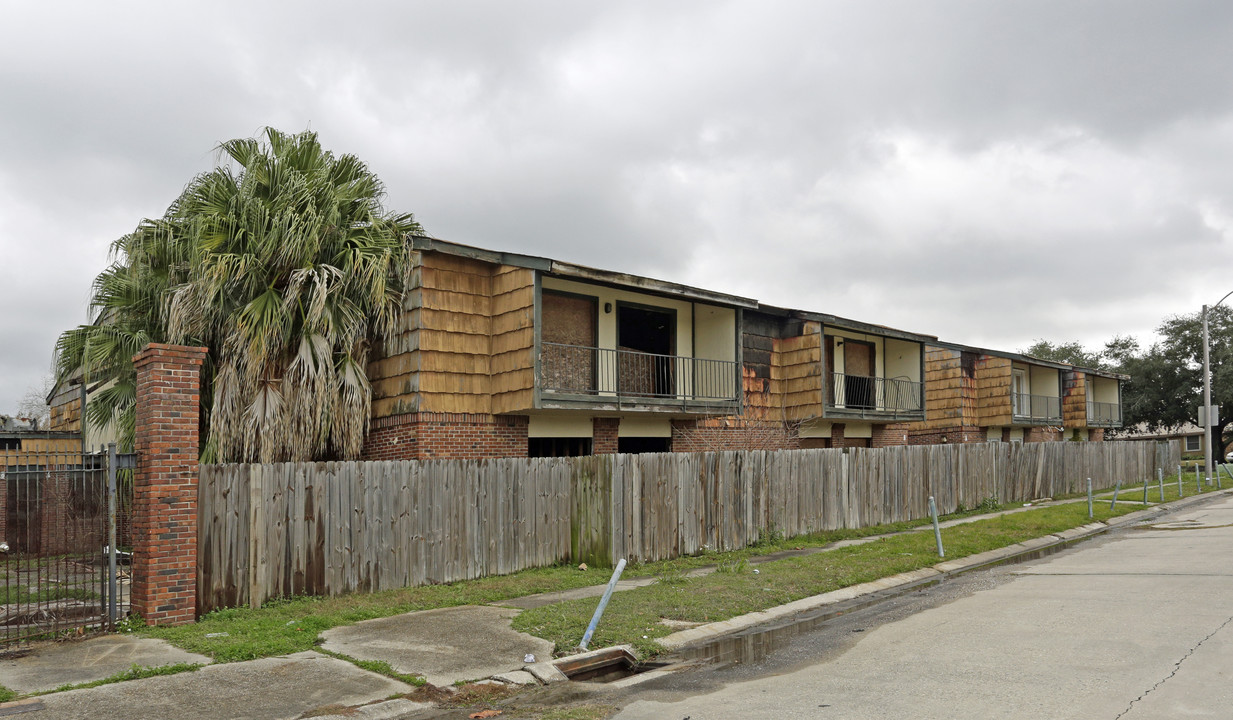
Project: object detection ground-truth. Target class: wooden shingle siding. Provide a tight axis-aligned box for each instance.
[919,347,965,430]
[1062,370,1087,429]
[775,321,823,421]
[974,355,1012,425]
[490,267,535,414]
[367,253,537,420]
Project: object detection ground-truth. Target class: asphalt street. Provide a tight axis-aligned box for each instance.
[610,495,1233,720]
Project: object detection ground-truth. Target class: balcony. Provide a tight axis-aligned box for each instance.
[538,342,740,411]
[1012,393,1062,423]
[825,372,923,418]
[1086,400,1123,428]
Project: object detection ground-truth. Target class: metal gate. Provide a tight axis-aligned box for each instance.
[0,444,133,644]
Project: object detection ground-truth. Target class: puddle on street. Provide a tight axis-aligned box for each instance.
[668,538,1087,668]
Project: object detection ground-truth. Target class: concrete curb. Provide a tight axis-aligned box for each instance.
[653,491,1233,653]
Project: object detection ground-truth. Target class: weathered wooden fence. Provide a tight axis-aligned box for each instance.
[198,458,574,611]
[198,440,1178,612]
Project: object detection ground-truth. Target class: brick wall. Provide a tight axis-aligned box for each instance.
[670,418,801,452]
[871,424,911,448]
[1089,428,1105,442]
[131,343,206,626]
[907,425,988,445]
[363,413,529,460]
[1025,426,1062,443]
[592,418,619,454]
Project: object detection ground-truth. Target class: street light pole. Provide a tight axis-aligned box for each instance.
[1202,290,1233,487]
[1203,304,1213,486]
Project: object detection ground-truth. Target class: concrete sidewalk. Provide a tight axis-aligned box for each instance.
[0,488,1225,719]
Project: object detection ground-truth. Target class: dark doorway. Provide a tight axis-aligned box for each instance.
[528,437,593,457]
[617,305,675,396]
[843,340,876,409]
[617,437,671,454]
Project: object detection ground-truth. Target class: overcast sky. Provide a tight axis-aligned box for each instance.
[2,1,1232,413]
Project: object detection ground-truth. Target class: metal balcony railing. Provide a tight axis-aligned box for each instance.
[1012,393,1062,422]
[1086,400,1122,427]
[538,342,740,404]
[826,372,923,414]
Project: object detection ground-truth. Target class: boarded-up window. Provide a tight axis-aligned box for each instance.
[541,292,597,393]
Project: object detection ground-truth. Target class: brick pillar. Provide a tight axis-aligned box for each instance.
[131,343,207,626]
[593,418,619,454]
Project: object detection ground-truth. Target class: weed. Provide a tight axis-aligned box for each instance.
[654,567,688,586]
[714,558,749,574]
[753,524,785,548]
[977,496,1001,514]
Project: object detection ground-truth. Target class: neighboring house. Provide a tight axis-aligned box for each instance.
[898,342,1126,444]
[363,237,752,459]
[46,374,120,450]
[1118,423,1221,460]
[0,428,95,554]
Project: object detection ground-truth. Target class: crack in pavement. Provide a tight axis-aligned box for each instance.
[1113,614,1233,719]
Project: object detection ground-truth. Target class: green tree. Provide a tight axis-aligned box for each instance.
[1106,307,1233,459]
[55,128,422,461]
[1019,339,1106,369]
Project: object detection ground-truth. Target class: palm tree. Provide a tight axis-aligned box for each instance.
[56,128,422,462]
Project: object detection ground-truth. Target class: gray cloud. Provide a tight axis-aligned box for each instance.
[3,1,1233,411]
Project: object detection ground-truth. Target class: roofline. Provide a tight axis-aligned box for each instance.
[928,339,1130,380]
[407,236,1127,372]
[409,235,760,309]
[757,303,937,344]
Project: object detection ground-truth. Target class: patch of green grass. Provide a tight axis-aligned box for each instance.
[30,663,204,696]
[0,685,16,703]
[512,501,1140,657]
[315,648,426,686]
[139,563,615,662]
[1094,475,1223,506]
[0,587,96,605]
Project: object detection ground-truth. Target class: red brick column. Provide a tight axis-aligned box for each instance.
[593,418,619,454]
[131,343,207,626]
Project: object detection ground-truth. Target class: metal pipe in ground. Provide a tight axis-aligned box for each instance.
[929,496,944,558]
[1158,467,1165,502]
[1196,462,1202,493]
[1109,480,1122,510]
[1087,477,1093,519]
[578,558,627,651]
[1178,464,1183,497]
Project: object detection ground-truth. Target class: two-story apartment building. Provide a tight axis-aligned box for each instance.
[362,239,1126,459]
[362,238,752,460]
[901,342,1126,444]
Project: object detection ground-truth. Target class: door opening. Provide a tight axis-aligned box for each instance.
[617,305,675,397]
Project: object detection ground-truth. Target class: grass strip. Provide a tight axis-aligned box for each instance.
[137,501,1023,662]
[512,501,1141,657]
[139,494,1162,663]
